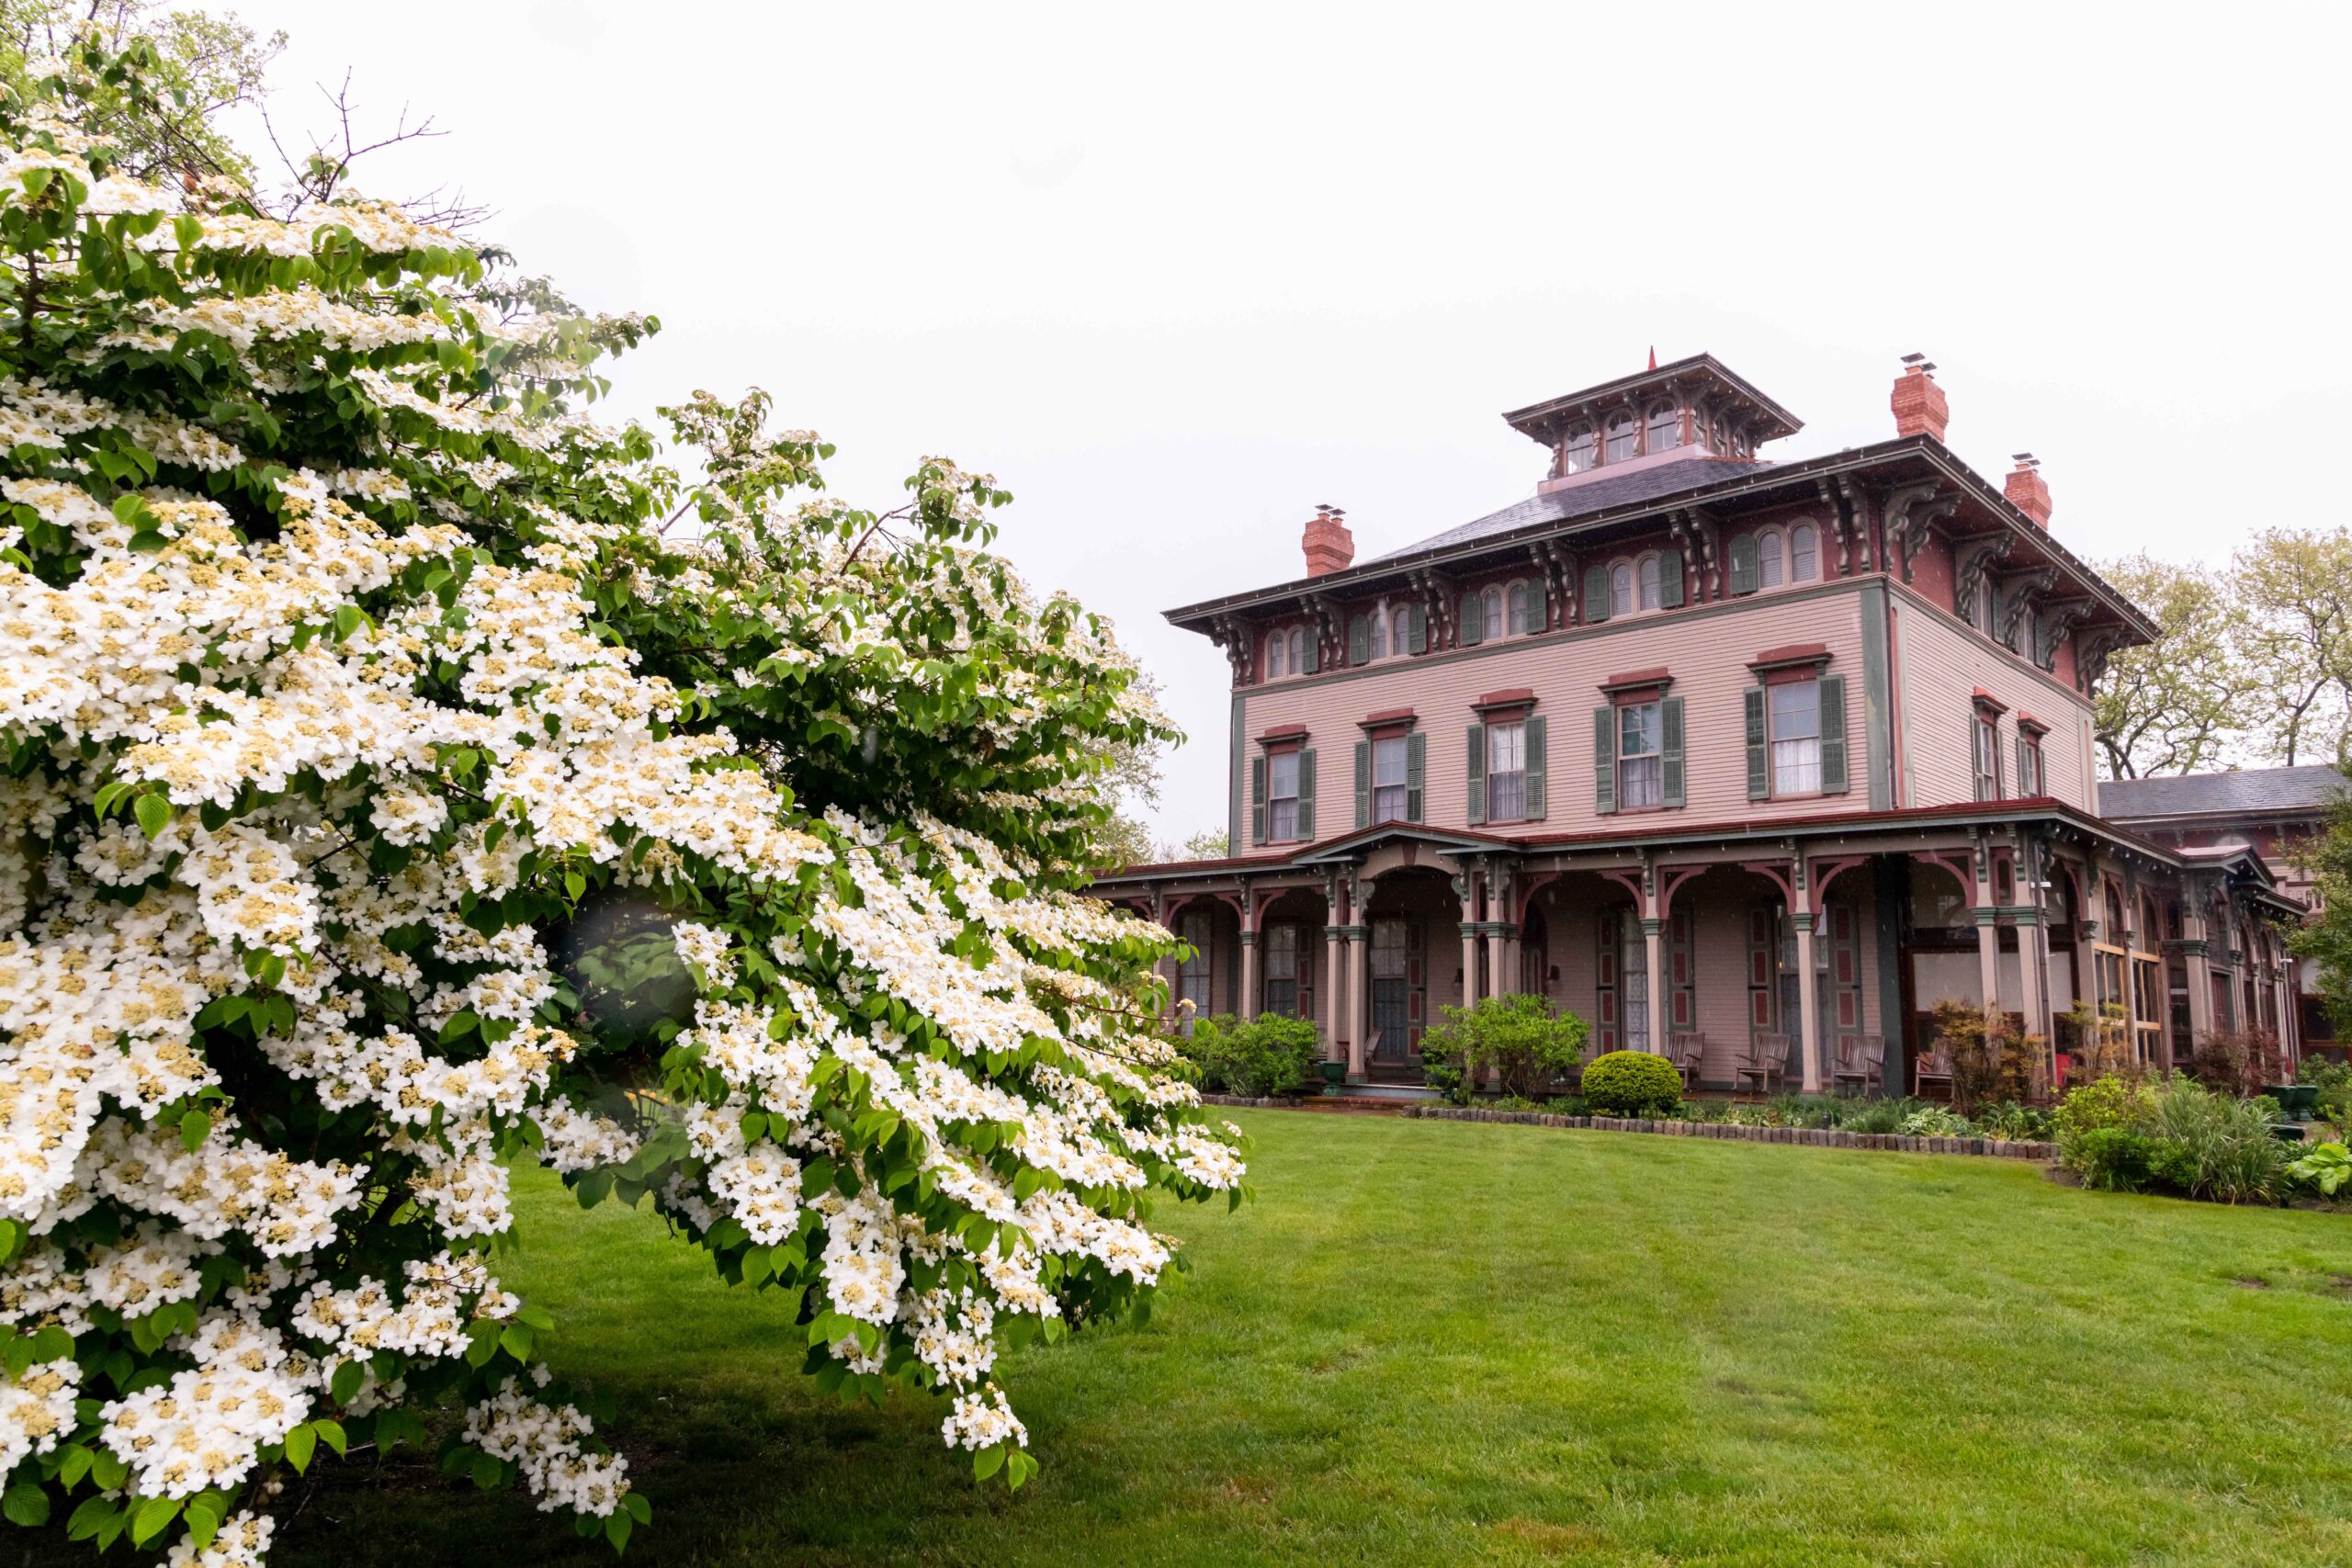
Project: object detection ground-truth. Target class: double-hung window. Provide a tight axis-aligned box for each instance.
[1269,750,1301,840]
[1372,735,1408,823]
[1770,680,1821,795]
[1611,564,1634,617]
[1177,910,1211,1025]
[1973,710,2002,801]
[1486,720,1527,821]
[1618,701,1663,809]
[1263,923,1301,1017]
[1367,611,1389,661]
[2018,729,2045,796]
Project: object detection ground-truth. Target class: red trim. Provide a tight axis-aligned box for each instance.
[2016,711,2050,735]
[1611,685,1668,706]
[1360,707,1417,728]
[1474,686,1536,710]
[1970,687,2008,714]
[1256,724,1309,745]
[1760,665,1818,688]
[1749,642,1829,671]
[1600,666,1672,693]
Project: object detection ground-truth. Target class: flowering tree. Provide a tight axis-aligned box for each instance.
[0,30,1239,1565]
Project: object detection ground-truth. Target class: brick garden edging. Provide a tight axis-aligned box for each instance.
[1201,1095,2056,1162]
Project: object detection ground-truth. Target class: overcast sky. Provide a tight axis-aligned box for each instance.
[228,0,2350,843]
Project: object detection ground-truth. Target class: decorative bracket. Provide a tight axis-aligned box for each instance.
[1883,481,1959,584]
[2034,597,2096,674]
[1951,535,2009,626]
[1994,565,2059,653]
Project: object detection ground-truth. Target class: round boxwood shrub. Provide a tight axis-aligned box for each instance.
[1581,1050,1684,1117]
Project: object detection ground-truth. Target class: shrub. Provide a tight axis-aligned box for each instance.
[1973,1101,2054,1143]
[1581,1051,1684,1117]
[2054,1074,2159,1145]
[1419,993,1591,1100]
[1900,1105,1971,1137]
[1931,1000,2040,1111]
[2189,1028,2290,1100]
[2147,1081,2290,1204]
[1180,1013,1324,1098]
[2289,1140,2352,1197]
[2071,1127,2156,1192]
[2299,1056,2352,1126]
[2064,1000,2140,1087]
[1418,1044,1469,1106]
[1842,1097,1929,1134]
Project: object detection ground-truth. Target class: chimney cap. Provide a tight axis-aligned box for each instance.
[1900,352,1928,367]
[2010,452,2040,468]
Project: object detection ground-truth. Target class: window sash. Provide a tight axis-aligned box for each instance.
[1605,417,1638,461]
[1611,566,1633,616]
[1638,558,1661,610]
[1620,754,1663,809]
[1792,526,1817,581]
[1759,533,1784,588]
[1482,591,1503,639]
[1770,681,1820,795]
[1368,613,1388,660]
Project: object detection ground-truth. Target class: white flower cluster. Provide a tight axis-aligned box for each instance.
[0,1358,79,1472]
[464,1377,631,1517]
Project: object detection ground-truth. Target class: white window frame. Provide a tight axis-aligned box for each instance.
[1268,749,1302,841]
[1267,627,1287,679]
[1562,424,1596,474]
[1758,526,1786,590]
[1486,720,1527,823]
[1973,709,2002,801]
[1769,678,1821,795]
[1505,579,1532,637]
[1610,561,1634,618]
[1604,411,1638,464]
[1368,603,1389,660]
[1618,699,1663,809]
[1372,734,1408,824]
[1791,522,1818,581]
[1391,604,1412,658]
[1481,587,1503,640]
[1645,401,1679,454]
[1637,553,1662,612]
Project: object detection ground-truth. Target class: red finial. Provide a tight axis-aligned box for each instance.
[1646,345,1657,370]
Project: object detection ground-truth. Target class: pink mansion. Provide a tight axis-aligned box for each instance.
[1091,355,2308,1094]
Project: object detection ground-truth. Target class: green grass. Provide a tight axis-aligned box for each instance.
[262,1111,2352,1566]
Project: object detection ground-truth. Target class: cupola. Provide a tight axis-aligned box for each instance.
[1502,353,1804,495]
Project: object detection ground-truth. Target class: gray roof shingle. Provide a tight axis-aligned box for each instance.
[2099,764,2349,821]
[1369,457,1775,560]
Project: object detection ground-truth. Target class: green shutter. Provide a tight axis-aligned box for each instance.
[1296,749,1317,840]
[1465,723,1487,826]
[1348,615,1371,667]
[1408,603,1427,655]
[1524,715,1547,820]
[1660,547,1685,608]
[1458,592,1483,647]
[1304,633,1320,674]
[1353,740,1371,830]
[1728,533,1758,595]
[1661,694,1685,807]
[1592,706,1616,815]
[1819,675,1848,795]
[1406,731,1425,821]
[1745,687,1769,799]
[1582,564,1610,625]
[1250,755,1268,844]
[2017,733,2033,797]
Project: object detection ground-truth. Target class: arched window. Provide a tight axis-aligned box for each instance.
[1638,555,1661,611]
[1604,412,1639,463]
[1481,587,1504,640]
[1791,523,1818,581]
[1391,604,1412,655]
[1505,581,1532,636]
[1267,629,1286,679]
[1289,626,1307,672]
[1645,402,1679,454]
[1758,529,1784,589]
[1368,606,1388,661]
[1610,562,1634,617]
[1562,424,1596,474]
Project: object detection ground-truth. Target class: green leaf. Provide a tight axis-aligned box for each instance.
[179,1111,210,1152]
[2,1483,50,1527]
[284,1423,316,1472]
[313,1418,347,1457]
[973,1443,1007,1481]
[330,1358,366,1406]
[471,1451,503,1490]
[130,1494,180,1546]
[133,792,172,840]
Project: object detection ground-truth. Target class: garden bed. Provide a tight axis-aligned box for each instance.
[1200,1093,2057,1160]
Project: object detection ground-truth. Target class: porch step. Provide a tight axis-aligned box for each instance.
[1333,1081,1440,1103]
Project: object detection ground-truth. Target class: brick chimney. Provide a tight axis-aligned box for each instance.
[1302,502,1354,577]
[2004,454,2052,527]
[1891,353,1949,442]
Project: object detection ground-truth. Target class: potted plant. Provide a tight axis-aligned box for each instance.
[1318,1058,1347,1090]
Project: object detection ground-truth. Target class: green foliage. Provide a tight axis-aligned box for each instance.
[1417,1044,1467,1106]
[1176,1014,1322,1099]
[2146,1083,2290,1205]
[2292,779,2352,1041]
[2188,1028,2290,1099]
[2054,1074,2160,1147]
[1417,994,1590,1100]
[1578,1050,1683,1118]
[2288,1140,2352,1197]
[2071,1127,2156,1192]
[1899,1106,1971,1137]
[2298,1055,2352,1126]
[1930,999,2038,1111]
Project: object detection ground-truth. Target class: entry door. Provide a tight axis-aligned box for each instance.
[1369,918,1414,1063]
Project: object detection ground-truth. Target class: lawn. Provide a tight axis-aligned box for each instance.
[255,1110,2352,1567]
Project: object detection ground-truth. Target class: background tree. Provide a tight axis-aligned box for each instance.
[2092,555,2253,778]
[2232,526,2352,767]
[1173,828,1228,860]
[2291,777,2352,1038]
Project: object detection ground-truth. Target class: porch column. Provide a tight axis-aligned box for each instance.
[2015,909,2046,1047]
[1323,881,1345,1064]
[1644,917,1667,1055]
[1459,874,1480,1010]
[1795,911,1823,1091]
[1487,924,1509,1002]
[1975,908,2001,1020]
[1345,922,1368,1078]
[1238,930,1258,1022]
[2181,893,2214,1043]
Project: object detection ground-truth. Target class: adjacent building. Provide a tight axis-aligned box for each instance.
[1093,354,2307,1094]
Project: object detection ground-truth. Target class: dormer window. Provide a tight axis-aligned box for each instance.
[1604,412,1638,464]
[1266,625,1314,680]
[1645,402,1680,454]
[1562,424,1596,474]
